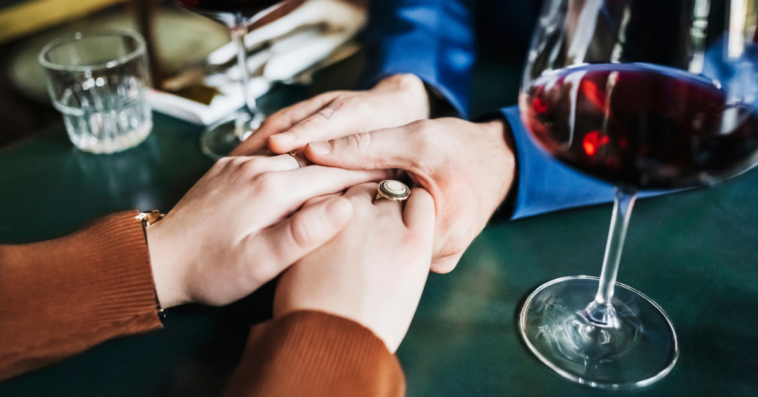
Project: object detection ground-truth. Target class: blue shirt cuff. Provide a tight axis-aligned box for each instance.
[358,0,475,119]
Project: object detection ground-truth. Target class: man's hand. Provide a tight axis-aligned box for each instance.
[303,118,516,273]
[229,74,430,156]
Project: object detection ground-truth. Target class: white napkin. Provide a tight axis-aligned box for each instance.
[149,0,366,126]
[207,0,366,66]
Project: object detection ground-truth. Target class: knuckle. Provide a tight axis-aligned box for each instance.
[342,96,363,110]
[231,156,249,166]
[297,116,324,137]
[288,216,314,249]
[343,132,373,154]
[251,171,281,193]
[213,157,233,172]
[216,156,233,166]
[410,120,435,142]
[239,158,263,176]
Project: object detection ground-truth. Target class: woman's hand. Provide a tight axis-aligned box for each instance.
[304,118,516,274]
[146,156,389,308]
[274,183,436,353]
[229,74,430,156]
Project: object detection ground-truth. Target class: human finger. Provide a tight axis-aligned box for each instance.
[230,154,304,174]
[431,252,464,275]
[230,92,343,156]
[288,149,313,168]
[304,121,431,172]
[299,193,342,211]
[342,182,378,202]
[402,188,435,234]
[267,97,367,154]
[249,196,353,283]
[272,167,389,212]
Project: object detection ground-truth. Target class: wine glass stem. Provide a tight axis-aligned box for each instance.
[231,24,257,116]
[587,188,637,323]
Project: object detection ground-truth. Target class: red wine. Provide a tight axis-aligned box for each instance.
[177,0,281,20]
[521,63,758,189]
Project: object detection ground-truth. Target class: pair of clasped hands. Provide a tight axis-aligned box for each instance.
[147,75,516,352]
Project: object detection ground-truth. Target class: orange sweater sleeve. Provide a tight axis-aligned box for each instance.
[0,212,406,395]
[0,212,163,382]
[224,311,406,397]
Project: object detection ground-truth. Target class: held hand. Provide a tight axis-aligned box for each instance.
[274,183,436,353]
[229,74,429,156]
[146,156,389,308]
[304,118,516,273]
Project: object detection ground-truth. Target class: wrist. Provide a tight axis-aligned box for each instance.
[482,118,518,214]
[145,219,188,309]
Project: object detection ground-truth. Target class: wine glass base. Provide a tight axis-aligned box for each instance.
[519,276,678,390]
[199,111,263,161]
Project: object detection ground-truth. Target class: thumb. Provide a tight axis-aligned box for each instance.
[304,122,428,171]
[430,252,463,274]
[250,197,353,282]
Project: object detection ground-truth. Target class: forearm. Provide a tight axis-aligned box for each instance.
[224,311,405,397]
[0,212,162,381]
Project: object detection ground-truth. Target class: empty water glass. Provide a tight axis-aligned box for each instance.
[39,30,153,154]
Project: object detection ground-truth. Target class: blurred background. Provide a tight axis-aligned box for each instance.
[0,0,540,149]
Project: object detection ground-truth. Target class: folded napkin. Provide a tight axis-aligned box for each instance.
[149,0,366,126]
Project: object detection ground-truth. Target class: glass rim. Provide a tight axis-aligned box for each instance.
[38,29,146,72]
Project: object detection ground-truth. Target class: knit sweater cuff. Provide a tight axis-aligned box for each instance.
[0,211,163,381]
[224,311,406,397]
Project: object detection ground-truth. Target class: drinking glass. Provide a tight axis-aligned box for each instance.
[519,0,758,389]
[176,0,297,160]
[40,30,152,154]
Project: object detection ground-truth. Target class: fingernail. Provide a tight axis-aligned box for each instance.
[308,140,331,155]
[272,132,295,142]
[326,198,352,225]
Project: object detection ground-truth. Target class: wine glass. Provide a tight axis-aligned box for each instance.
[519,0,758,390]
[176,0,301,159]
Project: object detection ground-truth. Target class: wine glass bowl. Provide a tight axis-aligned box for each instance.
[519,0,758,390]
[521,63,758,190]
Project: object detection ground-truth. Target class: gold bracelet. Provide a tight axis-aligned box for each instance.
[137,210,167,319]
[136,210,165,227]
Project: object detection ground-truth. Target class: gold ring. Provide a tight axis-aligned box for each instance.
[375,180,411,201]
[289,151,304,168]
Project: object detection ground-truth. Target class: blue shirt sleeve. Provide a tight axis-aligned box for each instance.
[359,0,475,118]
[501,106,669,219]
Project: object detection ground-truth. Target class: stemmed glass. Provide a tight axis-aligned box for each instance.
[519,0,758,389]
[176,0,302,159]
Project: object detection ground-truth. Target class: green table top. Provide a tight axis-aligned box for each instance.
[1,58,757,396]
